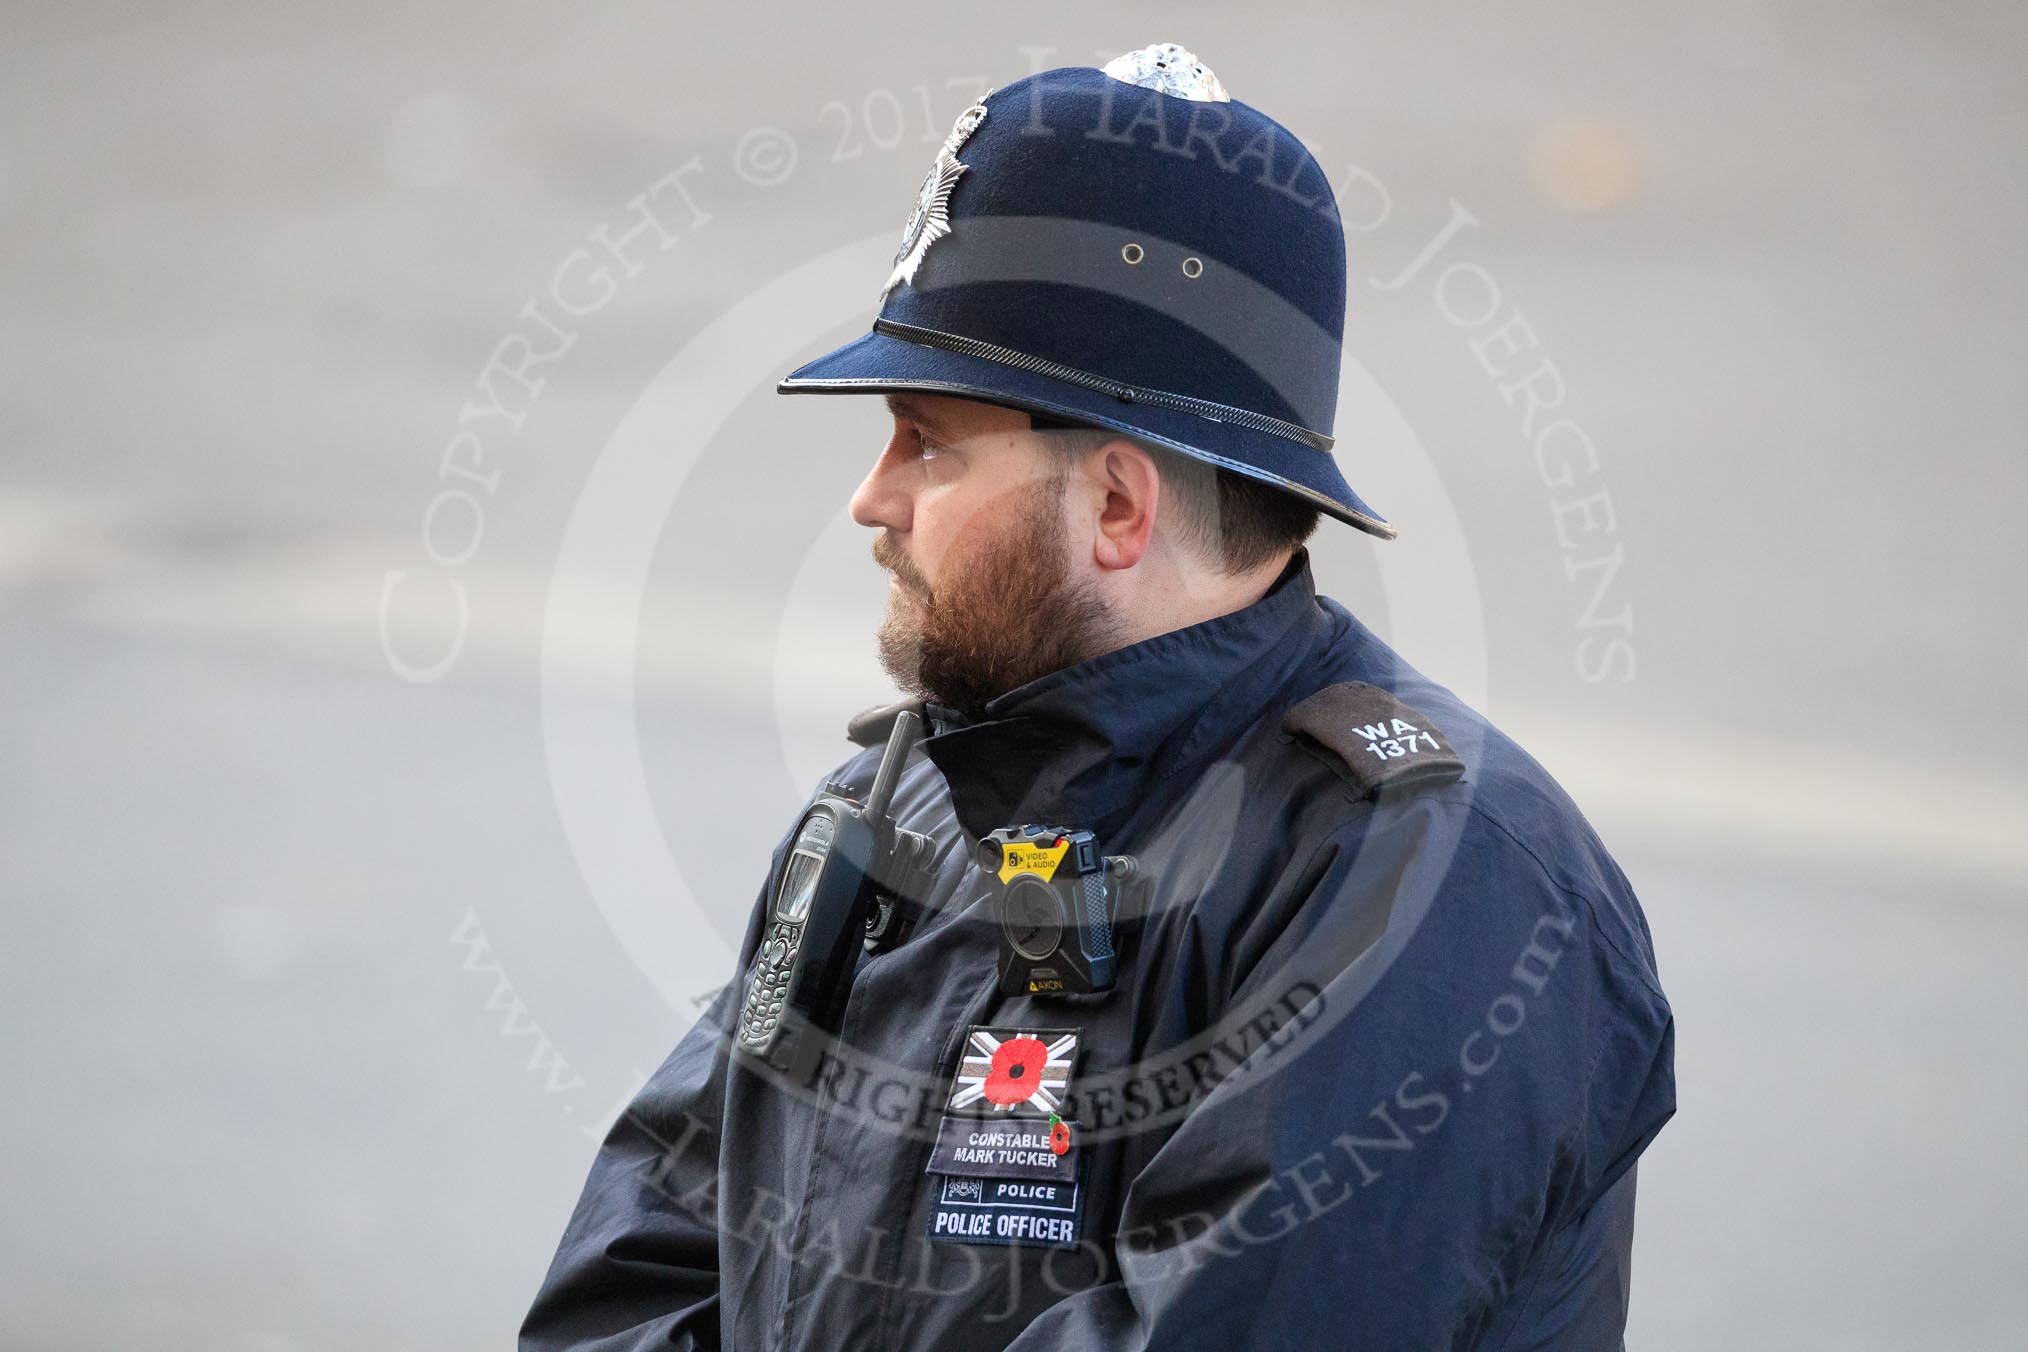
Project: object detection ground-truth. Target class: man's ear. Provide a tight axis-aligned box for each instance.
[1089,438,1160,571]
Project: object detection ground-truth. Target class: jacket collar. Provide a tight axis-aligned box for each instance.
[919,548,1343,841]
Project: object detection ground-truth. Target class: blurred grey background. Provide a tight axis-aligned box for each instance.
[4,3,2025,1349]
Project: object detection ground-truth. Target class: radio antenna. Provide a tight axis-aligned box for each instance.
[864,710,922,820]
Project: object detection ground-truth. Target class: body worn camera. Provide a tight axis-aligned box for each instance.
[735,712,933,1076]
[981,825,1139,998]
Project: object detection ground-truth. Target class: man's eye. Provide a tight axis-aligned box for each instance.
[917,434,948,461]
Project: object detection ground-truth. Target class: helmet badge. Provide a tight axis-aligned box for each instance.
[881,99,990,301]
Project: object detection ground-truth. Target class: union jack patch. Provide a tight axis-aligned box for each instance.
[945,1026,1079,1119]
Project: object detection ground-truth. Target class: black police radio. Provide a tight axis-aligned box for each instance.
[735,711,934,1074]
[980,825,1139,998]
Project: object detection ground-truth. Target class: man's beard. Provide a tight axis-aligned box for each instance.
[872,482,1121,720]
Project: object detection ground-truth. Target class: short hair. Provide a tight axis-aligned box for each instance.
[1026,411,1319,575]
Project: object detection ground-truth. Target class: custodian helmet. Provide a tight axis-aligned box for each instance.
[776,42,1395,540]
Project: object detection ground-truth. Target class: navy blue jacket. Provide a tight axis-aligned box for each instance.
[522,550,1676,1350]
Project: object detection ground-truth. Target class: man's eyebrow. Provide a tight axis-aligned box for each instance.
[883,393,959,437]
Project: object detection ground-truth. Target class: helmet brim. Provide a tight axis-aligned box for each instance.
[778,326,1395,540]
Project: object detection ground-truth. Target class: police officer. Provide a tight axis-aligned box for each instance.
[522,44,1675,1351]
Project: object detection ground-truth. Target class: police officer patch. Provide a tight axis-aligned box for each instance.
[926,1025,1086,1249]
[926,1174,1083,1250]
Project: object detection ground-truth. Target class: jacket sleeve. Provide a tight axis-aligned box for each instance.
[517,790,815,1352]
[1002,798,1677,1352]
[1478,1157,1642,1350]
[517,978,740,1352]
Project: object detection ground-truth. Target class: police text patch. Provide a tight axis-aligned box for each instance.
[926,1174,1084,1250]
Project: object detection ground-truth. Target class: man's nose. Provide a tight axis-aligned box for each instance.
[849,431,915,532]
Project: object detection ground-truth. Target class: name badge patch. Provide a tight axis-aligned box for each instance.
[927,1113,1078,1182]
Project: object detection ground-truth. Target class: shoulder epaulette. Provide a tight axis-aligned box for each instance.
[845,696,929,748]
[1280,682,1465,799]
